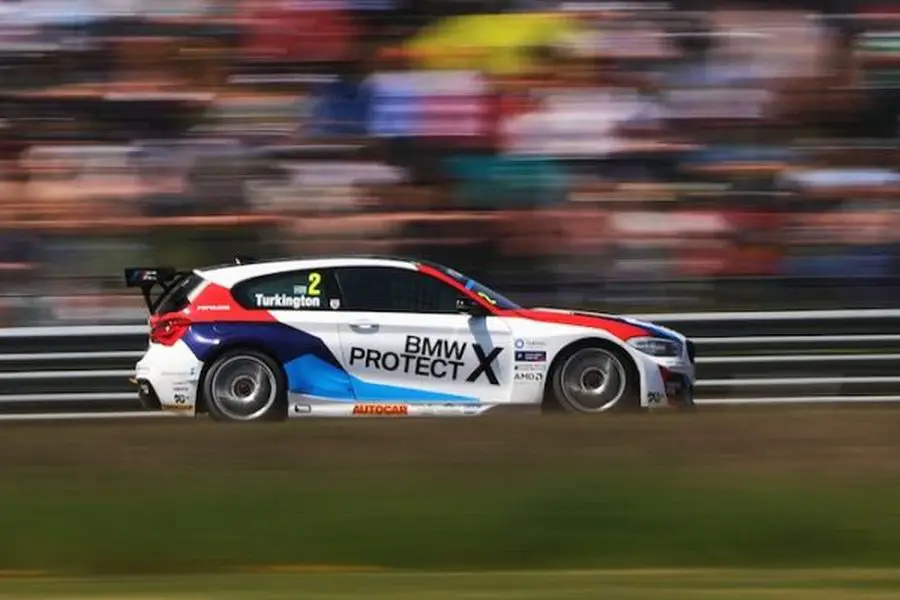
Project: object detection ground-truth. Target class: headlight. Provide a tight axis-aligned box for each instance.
[628,337,683,357]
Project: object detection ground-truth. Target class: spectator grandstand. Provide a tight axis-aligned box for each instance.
[0,0,897,325]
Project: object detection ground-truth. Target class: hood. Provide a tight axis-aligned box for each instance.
[515,307,684,342]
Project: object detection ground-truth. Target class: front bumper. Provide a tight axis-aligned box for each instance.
[663,370,695,408]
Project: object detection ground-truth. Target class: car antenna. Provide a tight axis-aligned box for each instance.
[234,255,256,265]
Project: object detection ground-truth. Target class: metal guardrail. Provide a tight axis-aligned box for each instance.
[2,308,900,415]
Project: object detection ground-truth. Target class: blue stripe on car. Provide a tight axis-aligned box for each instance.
[183,322,479,403]
[285,354,478,403]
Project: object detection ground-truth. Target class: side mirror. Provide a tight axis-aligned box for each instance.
[456,297,488,317]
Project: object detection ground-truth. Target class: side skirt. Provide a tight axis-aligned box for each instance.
[287,393,497,418]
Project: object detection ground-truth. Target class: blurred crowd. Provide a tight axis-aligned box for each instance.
[0,0,899,325]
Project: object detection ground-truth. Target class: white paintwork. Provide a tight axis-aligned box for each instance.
[336,312,515,404]
[197,257,417,289]
[135,339,202,413]
[131,256,694,418]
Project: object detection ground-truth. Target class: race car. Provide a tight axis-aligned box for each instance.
[125,256,695,421]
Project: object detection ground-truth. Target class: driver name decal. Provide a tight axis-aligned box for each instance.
[254,293,321,309]
[348,335,503,385]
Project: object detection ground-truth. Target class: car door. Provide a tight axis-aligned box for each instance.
[230,268,352,400]
[332,266,513,404]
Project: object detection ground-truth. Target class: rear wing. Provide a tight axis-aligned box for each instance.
[123,267,192,313]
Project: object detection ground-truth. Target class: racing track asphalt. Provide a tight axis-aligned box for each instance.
[1,406,900,477]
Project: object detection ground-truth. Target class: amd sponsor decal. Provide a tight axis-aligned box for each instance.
[514,371,544,383]
[349,335,503,385]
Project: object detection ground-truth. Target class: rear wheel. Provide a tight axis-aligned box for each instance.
[202,349,287,422]
[547,345,641,413]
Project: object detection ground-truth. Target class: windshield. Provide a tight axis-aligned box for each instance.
[431,264,522,310]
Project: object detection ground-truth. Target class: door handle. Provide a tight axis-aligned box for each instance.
[350,322,379,334]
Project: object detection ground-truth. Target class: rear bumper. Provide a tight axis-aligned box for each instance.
[133,340,202,413]
[132,377,162,411]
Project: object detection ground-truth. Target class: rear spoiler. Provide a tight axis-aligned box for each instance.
[123,267,192,313]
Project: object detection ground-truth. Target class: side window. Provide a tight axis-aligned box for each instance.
[335,267,462,313]
[232,269,341,311]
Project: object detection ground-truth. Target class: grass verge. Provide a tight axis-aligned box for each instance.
[4,569,900,599]
[1,410,900,575]
[2,467,900,574]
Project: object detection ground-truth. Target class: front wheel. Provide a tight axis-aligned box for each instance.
[547,345,641,413]
[202,349,287,422]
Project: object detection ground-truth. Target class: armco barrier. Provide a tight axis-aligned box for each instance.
[2,308,900,415]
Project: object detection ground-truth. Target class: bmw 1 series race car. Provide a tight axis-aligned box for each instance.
[125,256,695,421]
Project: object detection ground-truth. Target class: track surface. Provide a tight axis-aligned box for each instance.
[2,406,900,477]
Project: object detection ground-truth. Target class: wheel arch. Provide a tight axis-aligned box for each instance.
[195,340,286,415]
[541,336,641,410]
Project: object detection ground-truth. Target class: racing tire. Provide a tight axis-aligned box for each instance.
[202,349,287,422]
[545,343,641,414]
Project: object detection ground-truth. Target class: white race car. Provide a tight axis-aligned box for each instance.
[125,256,695,421]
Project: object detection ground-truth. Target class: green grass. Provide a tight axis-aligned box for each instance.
[4,412,900,577]
[4,569,900,599]
[3,468,900,575]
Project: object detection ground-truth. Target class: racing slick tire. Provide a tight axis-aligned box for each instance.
[545,342,641,414]
[202,348,288,422]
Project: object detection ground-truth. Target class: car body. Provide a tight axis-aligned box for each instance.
[126,256,695,420]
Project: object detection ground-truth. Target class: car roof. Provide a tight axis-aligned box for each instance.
[195,255,421,288]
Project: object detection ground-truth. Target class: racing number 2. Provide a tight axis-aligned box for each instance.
[307,272,321,296]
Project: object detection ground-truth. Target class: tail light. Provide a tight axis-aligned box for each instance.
[150,315,191,346]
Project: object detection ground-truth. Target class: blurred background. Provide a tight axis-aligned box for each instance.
[0,0,897,326]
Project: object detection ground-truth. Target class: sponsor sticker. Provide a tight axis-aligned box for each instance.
[414,403,481,416]
[514,371,544,383]
[352,404,408,416]
[515,338,546,349]
[196,304,230,311]
[161,370,196,378]
[349,335,503,386]
[514,350,546,363]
